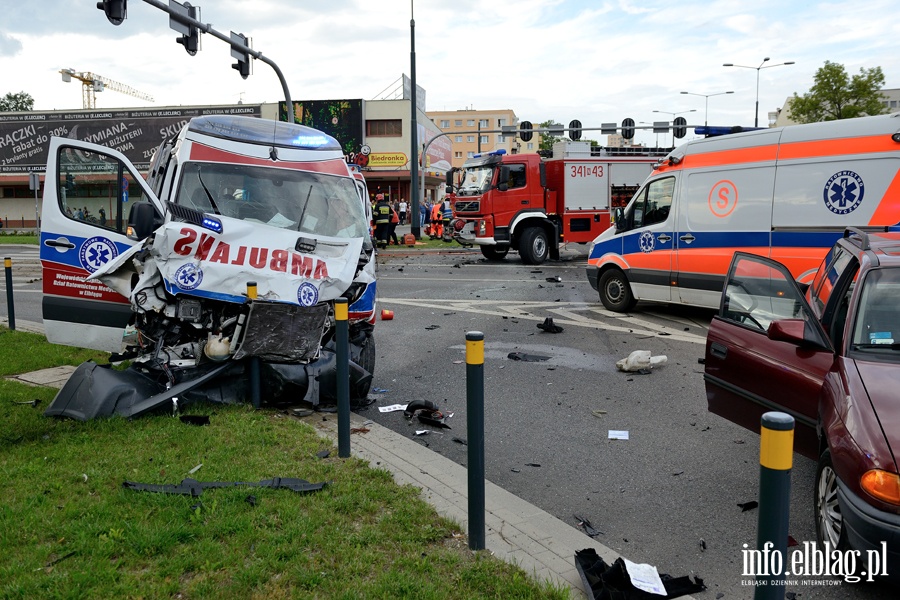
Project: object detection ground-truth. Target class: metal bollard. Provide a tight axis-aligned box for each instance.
[466,331,486,550]
[755,411,794,599]
[246,282,261,409]
[4,257,14,331]
[335,298,350,458]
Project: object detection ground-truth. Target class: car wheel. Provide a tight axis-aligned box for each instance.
[598,269,637,312]
[351,333,375,401]
[519,227,549,265]
[480,245,509,261]
[815,449,848,550]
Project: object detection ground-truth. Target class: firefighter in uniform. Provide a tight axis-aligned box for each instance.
[373,194,392,248]
[430,201,443,239]
[441,199,453,242]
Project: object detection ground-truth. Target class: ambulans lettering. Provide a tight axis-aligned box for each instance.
[824,170,864,215]
[171,227,330,278]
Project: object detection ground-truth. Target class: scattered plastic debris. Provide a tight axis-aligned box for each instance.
[12,399,41,407]
[536,317,563,333]
[378,404,407,413]
[507,351,551,362]
[415,430,430,436]
[425,325,440,330]
[381,309,394,320]
[546,276,562,282]
[245,495,257,507]
[700,538,706,551]
[404,399,451,429]
[350,427,370,435]
[452,437,467,445]
[124,477,326,497]
[189,464,203,474]
[574,515,602,537]
[525,462,541,467]
[608,430,629,440]
[574,548,706,600]
[179,415,210,426]
[738,500,759,512]
[591,410,607,418]
[511,468,521,473]
[615,350,668,372]
[316,449,330,459]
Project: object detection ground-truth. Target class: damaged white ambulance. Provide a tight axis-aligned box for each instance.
[40,115,377,420]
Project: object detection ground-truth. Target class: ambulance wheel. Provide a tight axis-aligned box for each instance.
[352,334,376,401]
[598,269,637,312]
[519,227,549,265]
[480,245,509,261]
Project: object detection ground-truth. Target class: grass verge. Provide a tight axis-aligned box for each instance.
[0,233,39,245]
[0,328,569,599]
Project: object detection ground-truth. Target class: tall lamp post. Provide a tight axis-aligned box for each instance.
[680,90,734,126]
[652,109,696,146]
[723,57,795,127]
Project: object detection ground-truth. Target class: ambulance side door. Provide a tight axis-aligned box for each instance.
[40,137,165,352]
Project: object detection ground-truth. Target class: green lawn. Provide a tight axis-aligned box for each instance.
[0,328,568,599]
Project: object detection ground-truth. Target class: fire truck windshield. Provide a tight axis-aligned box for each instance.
[458,166,494,196]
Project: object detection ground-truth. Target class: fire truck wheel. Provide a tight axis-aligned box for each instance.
[598,269,637,312]
[480,245,510,261]
[519,227,549,265]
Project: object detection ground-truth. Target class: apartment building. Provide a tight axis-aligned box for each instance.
[426,108,535,170]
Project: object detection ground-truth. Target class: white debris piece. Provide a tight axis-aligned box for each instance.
[615,350,668,372]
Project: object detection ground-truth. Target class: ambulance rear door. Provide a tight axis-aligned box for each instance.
[40,137,165,352]
[674,129,781,308]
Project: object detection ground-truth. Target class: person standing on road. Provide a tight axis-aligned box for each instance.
[398,198,408,225]
[388,205,400,245]
[373,194,392,248]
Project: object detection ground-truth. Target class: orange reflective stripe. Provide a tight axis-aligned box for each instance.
[681,145,778,169]
[778,134,899,160]
[869,169,900,226]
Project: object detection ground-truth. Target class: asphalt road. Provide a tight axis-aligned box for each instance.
[3,241,894,598]
[362,247,894,600]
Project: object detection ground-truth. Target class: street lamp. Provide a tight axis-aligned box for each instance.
[652,109,696,146]
[723,57,795,127]
[680,90,734,126]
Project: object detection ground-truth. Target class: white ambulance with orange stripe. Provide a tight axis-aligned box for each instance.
[586,113,900,312]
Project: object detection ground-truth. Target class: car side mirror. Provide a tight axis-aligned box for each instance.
[767,318,829,350]
[497,166,509,192]
[127,202,162,241]
[613,207,625,231]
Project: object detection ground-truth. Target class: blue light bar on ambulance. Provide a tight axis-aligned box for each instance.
[472,149,507,159]
[694,125,766,137]
[187,115,342,151]
[201,215,223,234]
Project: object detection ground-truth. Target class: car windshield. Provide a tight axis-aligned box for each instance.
[849,267,900,358]
[175,162,368,238]
[457,166,493,196]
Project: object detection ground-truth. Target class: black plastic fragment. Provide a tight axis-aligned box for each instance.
[738,500,759,512]
[574,548,706,599]
[179,415,210,426]
[537,317,563,334]
[574,515,602,537]
[123,477,326,497]
[507,352,551,362]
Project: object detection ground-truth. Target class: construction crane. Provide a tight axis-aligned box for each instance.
[59,68,155,109]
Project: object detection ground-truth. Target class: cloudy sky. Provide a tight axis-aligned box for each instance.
[2,0,899,147]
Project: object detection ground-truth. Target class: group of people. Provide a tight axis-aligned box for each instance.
[65,205,107,226]
[371,194,454,247]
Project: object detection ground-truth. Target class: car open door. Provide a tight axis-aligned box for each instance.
[40,137,165,352]
[704,252,834,458]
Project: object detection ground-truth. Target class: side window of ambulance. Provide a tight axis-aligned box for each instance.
[57,146,142,234]
[633,177,674,228]
[506,164,526,190]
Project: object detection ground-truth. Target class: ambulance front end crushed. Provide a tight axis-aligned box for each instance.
[40,115,377,420]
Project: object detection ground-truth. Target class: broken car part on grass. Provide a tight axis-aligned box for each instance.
[123,476,326,497]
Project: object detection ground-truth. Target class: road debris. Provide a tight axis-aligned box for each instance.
[507,351,551,362]
[536,317,563,333]
[574,515,602,537]
[608,430,629,440]
[615,350,668,373]
[574,548,706,600]
[737,500,759,512]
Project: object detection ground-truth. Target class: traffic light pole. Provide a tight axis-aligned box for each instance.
[102,0,292,117]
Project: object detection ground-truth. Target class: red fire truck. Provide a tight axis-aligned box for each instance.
[446,142,665,264]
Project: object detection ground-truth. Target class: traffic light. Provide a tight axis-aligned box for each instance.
[519,121,533,142]
[96,0,126,26]
[231,32,251,79]
[170,1,200,56]
[568,119,582,141]
[621,118,635,140]
[673,116,688,139]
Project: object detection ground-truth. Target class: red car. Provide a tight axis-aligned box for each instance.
[705,228,900,575]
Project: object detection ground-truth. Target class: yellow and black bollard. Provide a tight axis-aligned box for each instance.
[335,298,350,458]
[466,331,486,550]
[4,257,14,331]
[755,411,794,599]
[246,282,260,409]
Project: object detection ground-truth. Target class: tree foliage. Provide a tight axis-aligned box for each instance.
[790,61,887,123]
[538,120,564,152]
[0,91,34,112]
